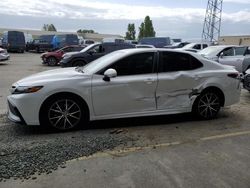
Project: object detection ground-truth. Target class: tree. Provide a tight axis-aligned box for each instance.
[125,23,136,40]
[42,24,57,31]
[138,16,156,39]
[138,23,145,40]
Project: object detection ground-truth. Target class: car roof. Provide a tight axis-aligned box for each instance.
[117,48,196,54]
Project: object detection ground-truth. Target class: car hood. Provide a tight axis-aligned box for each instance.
[64,52,80,56]
[15,67,90,86]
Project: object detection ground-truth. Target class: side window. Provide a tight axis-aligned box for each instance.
[159,52,202,72]
[92,45,105,53]
[223,48,234,56]
[203,44,208,48]
[193,44,201,50]
[102,52,155,76]
[235,47,246,56]
[63,47,73,52]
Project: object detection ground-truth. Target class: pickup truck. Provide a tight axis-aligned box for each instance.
[26,39,53,53]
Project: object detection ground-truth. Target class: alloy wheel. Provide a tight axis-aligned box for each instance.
[48,99,82,130]
[197,92,220,119]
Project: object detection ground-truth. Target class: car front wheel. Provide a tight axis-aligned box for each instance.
[40,95,85,131]
[193,91,221,119]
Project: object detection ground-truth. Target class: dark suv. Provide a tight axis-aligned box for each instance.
[60,42,135,67]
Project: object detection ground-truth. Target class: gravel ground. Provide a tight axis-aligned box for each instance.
[0,115,137,181]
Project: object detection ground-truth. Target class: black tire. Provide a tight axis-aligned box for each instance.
[36,47,40,53]
[40,95,87,131]
[192,90,221,119]
[73,60,85,67]
[47,57,57,66]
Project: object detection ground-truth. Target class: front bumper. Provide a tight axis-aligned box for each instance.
[0,54,10,61]
[7,100,27,125]
[60,58,72,67]
[7,94,41,126]
[41,56,47,64]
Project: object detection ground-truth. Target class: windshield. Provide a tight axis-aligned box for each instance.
[80,43,99,52]
[82,50,126,74]
[198,46,225,56]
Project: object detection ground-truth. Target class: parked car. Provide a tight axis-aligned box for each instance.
[2,31,25,53]
[0,48,10,61]
[60,42,135,67]
[243,69,250,92]
[26,39,53,52]
[198,45,250,73]
[139,37,171,48]
[41,45,86,66]
[164,42,190,49]
[180,43,209,52]
[7,49,241,131]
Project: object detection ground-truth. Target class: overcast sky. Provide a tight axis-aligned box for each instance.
[1,0,250,40]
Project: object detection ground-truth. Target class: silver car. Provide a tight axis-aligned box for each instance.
[0,48,10,61]
[198,45,250,73]
[243,69,250,92]
[7,49,241,131]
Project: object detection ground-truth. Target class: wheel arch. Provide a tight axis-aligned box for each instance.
[39,92,90,124]
[199,86,225,107]
[72,58,88,66]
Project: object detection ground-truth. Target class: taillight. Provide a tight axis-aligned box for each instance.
[227,73,239,79]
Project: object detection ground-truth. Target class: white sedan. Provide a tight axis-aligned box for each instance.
[7,49,241,131]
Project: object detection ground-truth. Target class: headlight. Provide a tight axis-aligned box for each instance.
[12,86,43,94]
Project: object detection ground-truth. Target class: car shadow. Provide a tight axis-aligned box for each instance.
[7,113,204,135]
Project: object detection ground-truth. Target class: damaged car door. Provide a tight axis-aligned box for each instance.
[91,52,157,116]
[156,51,204,111]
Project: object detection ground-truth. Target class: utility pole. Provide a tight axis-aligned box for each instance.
[202,0,223,44]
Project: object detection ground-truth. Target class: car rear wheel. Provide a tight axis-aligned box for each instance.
[40,95,86,131]
[193,91,221,119]
[47,57,57,66]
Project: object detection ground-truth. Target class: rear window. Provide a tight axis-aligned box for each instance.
[159,52,203,72]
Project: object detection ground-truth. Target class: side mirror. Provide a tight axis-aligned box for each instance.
[103,69,117,82]
[219,52,224,58]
